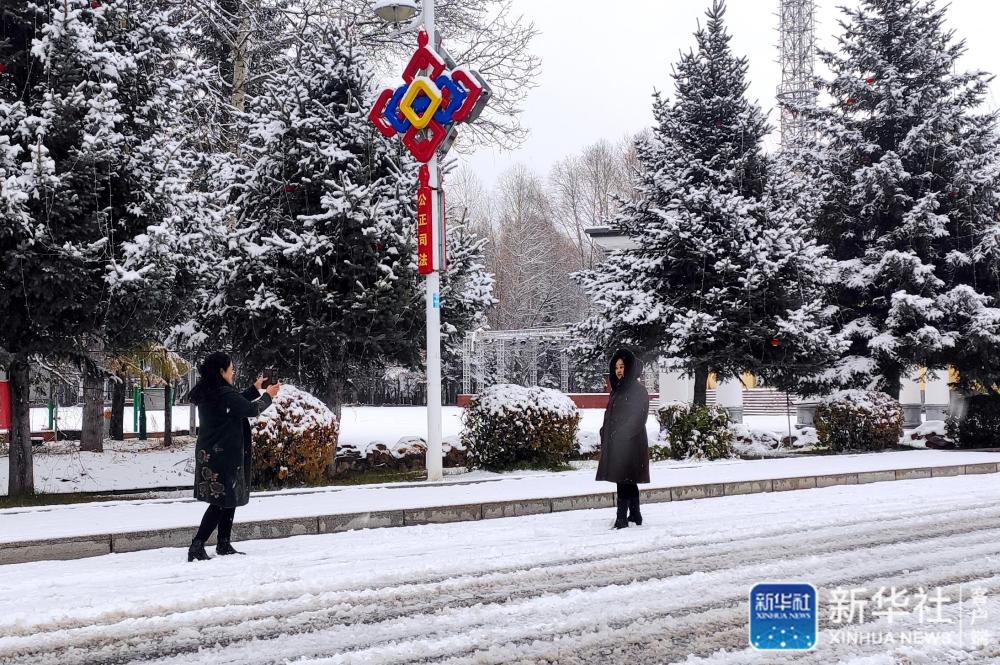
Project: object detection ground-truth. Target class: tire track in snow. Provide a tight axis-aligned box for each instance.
[5,497,1000,665]
[133,530,1000,665]
[1,489,989,639]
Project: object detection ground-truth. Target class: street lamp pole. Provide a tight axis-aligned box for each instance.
[422,0,443,482]
[372,0,488,482]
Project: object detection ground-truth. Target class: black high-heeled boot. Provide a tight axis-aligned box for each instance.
[216,538,245,556]
[628,497,643,526]
[187,539,212,562]
[613,497,629,529]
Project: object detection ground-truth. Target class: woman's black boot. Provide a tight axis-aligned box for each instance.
[628,497,643,526]
[216,539,245,556]
[613,497,629,529]
[188,539,212,562]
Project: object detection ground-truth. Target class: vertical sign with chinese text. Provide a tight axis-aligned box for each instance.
[417,165,434,275]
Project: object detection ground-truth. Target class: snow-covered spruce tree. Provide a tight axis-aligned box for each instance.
[0,1,188,459]
[800,0,1000,398]
[54,1,189,452]
[225,17,423,418]
[165,3,302,369]
[438,213,496,399]
[574,0,838,404]
[97,4,212,449]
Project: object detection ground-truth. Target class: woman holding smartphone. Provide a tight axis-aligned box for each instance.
[186,352,281,561]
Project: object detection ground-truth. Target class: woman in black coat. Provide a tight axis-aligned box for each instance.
[596,348,650,529]
[186,352,281,561]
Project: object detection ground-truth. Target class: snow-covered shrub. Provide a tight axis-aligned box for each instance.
[656,400,689,435]
[784,427,819,449]
[814,390,902,452]
[461,384,580,471]
[333,435,467,475]
[252,385,339,488]
[946,396,1000,449]
[730,424,784,458]
[574,429,601,460]
[649,438,672,462]
[664,403,733,460]
[908,420,952,449]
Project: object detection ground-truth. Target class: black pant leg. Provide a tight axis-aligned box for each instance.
[217,507,236,541]
[195,504,223,542]
[617,482,640,500]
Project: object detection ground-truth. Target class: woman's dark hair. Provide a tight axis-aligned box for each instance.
[609,348,641,392]
[188,352,232,405]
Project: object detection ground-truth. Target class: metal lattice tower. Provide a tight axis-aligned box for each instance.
[776,0,818,147]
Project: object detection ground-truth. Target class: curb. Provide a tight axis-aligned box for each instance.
[2,461,997,566]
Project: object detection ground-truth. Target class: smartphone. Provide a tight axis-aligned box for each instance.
[262,369,279,388]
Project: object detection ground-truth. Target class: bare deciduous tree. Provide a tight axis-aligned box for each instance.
[484,165,587,330]
[548,137,640,271]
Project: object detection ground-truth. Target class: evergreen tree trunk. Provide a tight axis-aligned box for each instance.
[323,379,345,423]
[110,374,126,441]
[80,359,105,453]
[693,365,710,406]
[163,383,173,448]
[8,355,33,496]
[881,368,902,403]
[323,377,344,479]
[188,371,198,435]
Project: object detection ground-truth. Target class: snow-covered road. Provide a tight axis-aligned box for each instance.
[2,474,999,664]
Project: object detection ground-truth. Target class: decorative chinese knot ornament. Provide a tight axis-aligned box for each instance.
[368,30,491,163]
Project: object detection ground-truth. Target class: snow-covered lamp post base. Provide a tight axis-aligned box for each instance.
[899,376,922,429]
[716,376,744,423]
[924,371,950,422]
[657,366,694,404]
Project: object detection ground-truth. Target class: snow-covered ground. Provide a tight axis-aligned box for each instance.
[2,407,799,495]
[1,474,998,664]
[2,449,997,544]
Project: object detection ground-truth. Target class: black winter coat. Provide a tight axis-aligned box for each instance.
[596,349,650,484]
[193,384,272,507]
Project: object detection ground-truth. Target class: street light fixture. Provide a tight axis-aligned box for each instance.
[372,0,420,25]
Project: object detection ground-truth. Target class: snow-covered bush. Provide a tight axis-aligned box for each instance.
[946,396,1000,449]
[333,436,467,475]
[252,385,339,488]
[649,439,672,462]
[574,429,601,460]
[656,400,689,435]
[461,384,580,471]
[784,427,819,449]
[908,420,952,449]
[814,390,902,452]
[664,403,733,460]
[730,425,784,457]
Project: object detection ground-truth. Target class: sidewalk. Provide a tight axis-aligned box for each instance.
[2,449,998,565]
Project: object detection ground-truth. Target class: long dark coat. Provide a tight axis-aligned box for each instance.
[193,384,272,508]
[596,349,650,484]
